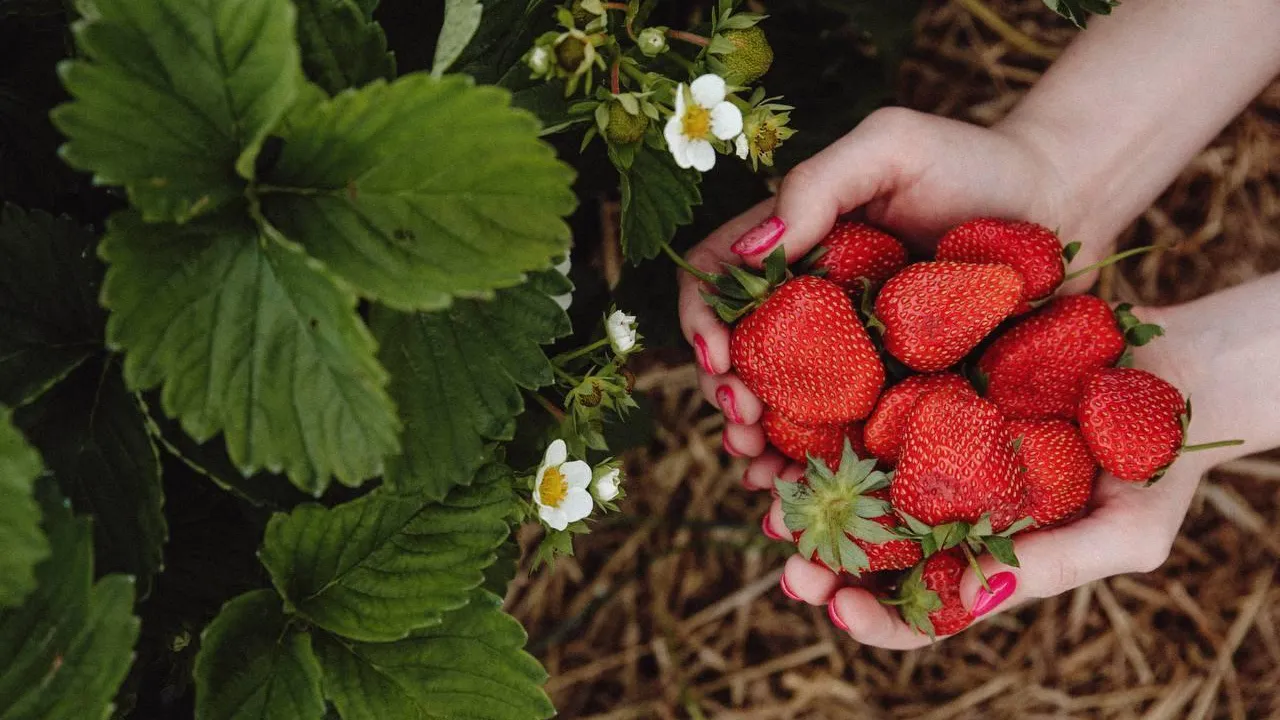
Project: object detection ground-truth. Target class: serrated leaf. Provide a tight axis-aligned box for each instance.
[619,142,702,263]
[983,536,1019,567]
[193,590,325,720]
[1062,240,1082,263]
[0,407,47,609]
[1041,0,1116,28]
[371,272,570,500]
[295,0,395,94]
[315,590,554,720]
[259,465,513,642]
[14,359,166,594]
[99,209,400,494]
[51,0,305,222]
[0,204,103,408]
[260,73,576,312]
[434,0,484,77]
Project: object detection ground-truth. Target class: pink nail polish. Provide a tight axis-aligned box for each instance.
[716,385,743,423]
[693,334,715,375]
[971,572,1017,617]
[827,599,850,633]
[760,513,783,540]
[731,216,787,256]
[722,434,744,458]
[780,575,801,601]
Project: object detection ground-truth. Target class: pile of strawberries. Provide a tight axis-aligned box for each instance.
[705,218,1235,637]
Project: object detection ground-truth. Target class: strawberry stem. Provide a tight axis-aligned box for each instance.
[1064,245,1156,282]
[666,29,710,47]
[961,544,990,593]
[662,243,718,285]
[553,337,611,365]
[1182,439,1245,453]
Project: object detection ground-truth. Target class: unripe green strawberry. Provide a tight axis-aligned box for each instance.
[604,101,648,144]
[731,276,885,426]
[895,549,972,638]
[811,222,908,296]
[863,373,974,466]
[937,218,1065,304]
[1077,368,1185,482]
[720,26,773,84]
[762,409,865,469]
[1007,419,1097,525]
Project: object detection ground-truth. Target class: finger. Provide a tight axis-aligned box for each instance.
[762,495,792,540]
[828,587,934,650]
[722,422,765,459]
[781,554,840,605]
[743,451,787,492]
[698,372,763,426]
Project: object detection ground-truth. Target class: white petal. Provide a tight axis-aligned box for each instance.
[561,489,595,523]
[664,118,692,168]
[690,74,726,108]
[673,84,688,117]
[540,505,569,531]
[593,469,620,501]
[686,140,716,172]
[544,438,567,467]
[561,460,593,490]
[710,102,744,140]
[735,134,749,159]
[606,311,638,354]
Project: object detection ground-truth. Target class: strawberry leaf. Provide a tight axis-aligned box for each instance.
[294,0,395,94]
[983,535,1019,567]
[1114,303,1165,347]
[0,406,46,609]
[1062,240,1083,263]
[1042,0,1117,28]
[894,563,942,639]
[619,142,703,264]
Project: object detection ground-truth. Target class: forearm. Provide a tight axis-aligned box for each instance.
[997,0,1280,245]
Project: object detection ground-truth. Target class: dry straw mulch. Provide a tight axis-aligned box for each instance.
[509,1,1280,717]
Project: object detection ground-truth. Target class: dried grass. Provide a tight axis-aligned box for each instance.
[509,1,1280,716]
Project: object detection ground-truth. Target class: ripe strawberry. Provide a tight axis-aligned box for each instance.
[977,295,1126,421]
[875,261,1024,373]
[863,373,974,466]
[936,218,1065,304]
[732,276,885,425]
[775,444,921,575]
[1077,368,1186,482]
[892,385,1026,532]
[762,409,865,469]
[1007,419,1097,526]
[895,549,972,637]
[811,221,908,295]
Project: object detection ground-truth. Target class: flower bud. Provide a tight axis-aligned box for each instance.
[637,26,668,57]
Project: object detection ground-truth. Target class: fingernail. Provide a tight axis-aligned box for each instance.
[760,513,783,540]
[971,572,1017,617]
[716,385,743,423]
[723,433,744,457]
[693,334,715,375]
[731,216,787,256]
[780,575,800,601]
[827,598,850,633]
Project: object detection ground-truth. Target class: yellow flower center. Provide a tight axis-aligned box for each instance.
[682,105,712,139]
[754,121,779,153]
[539,466,568,507]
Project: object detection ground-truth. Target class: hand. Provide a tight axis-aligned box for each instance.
[677,107,1102,477]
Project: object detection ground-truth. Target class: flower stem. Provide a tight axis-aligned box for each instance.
[601,1,627,9]
[620,62,649,89]
[661,243,718,284]
[610,56,621,95]
[531,392,566,421]
[553,365,582,385]
[666,29,710,47]
[954,0,1060,61]
[554,337,610,365]
[1064,245,1157,282]
[1182,439,1245,453]
[961,544,991,593]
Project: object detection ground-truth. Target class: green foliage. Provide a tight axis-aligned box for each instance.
[0,407,46,609]
[620,143,703,263]
[433,0,484,76]
[1042,0,1117,28]
[294,0,395,94]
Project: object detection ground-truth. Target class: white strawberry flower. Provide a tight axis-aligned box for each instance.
[534,439,594,531]
[663,74,744,172]
[592,467,621,502]
[734,133,749,159]
[605,309,638,356]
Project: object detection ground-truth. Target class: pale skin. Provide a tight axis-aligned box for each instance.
[676,0,1280,648]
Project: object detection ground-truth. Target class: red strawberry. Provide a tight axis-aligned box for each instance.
[811,221,908,295]
[732,276,885,425]
[862,489,925,572]
[762,409,865,468]
[937,218,1065,304]
[1007,419,1098,525]
[875,262,1024,373]
[1077,368,1186,482]
[896,549,972,637]
[863,373,974,466]
[978,295,1126,421]
[892,385,1026,531]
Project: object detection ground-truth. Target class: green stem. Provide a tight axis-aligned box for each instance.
[961,544,991,593]
[553,365,581,385]
[620,62,649,90]
[666,29,710,47]
[877,596,910,606]
[554,337,610,365]
[662,242,718,284]
[1182,439,1246,453]
[666,50,699,76]
[530,392,566,421]
[1064,245,1156,281]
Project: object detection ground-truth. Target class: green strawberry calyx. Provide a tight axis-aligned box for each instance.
[895,512,1035,590]
[697,245,790,324]
[881,562,943,639]
[774,441,905,575]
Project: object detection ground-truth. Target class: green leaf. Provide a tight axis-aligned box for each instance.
[98,209,400,494]
[193,590,325,720]
[0,204,103,408]
[52,0,305,222]
[0,407,47,609]
[434,0,484,77]
[259,465,513,642]
[0,482,139,719]
[619,142,702,264]
[14,359,166,594]
[372,271,569,499]
[294,0,395,94]
[1062,240,1083,263]
[1041,0,1117,28]
[260,73,576,311]
[315,590,553,720]
[983,535,1020,567]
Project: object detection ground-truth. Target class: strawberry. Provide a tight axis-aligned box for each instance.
[863,373,974,466]
[1077,368,1186,482]
[1007,419,1097,525]
[775,443,921,575]
[977,295,1128,421]
[762,409,865,468]
[874,261,1024,373]
[810,221,908,295]
[936,218,1066,304]
[895,549,972,637]
[731,276,885,425]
